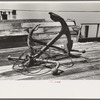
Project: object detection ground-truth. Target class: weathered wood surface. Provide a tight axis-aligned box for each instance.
[0,42,100,80]
[0,20,78,49]
[0,21,78,37]
[0,19,45,30]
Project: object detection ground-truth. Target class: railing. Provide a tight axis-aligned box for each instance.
[77,23,100,42]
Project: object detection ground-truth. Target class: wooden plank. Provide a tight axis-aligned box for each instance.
[0,19,45,30]
[0,19,45,23]
[21,21,75,28]
[21,21,76,35]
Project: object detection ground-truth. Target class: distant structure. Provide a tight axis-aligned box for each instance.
[12,10,16,19]
[1,11,7,20]
[0,10,17,20]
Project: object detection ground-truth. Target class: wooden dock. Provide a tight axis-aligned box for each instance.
[0,19,100,80]
[0,42,100,80]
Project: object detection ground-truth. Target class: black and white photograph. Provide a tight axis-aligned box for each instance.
[1,1,100,99]
[0,1,100,81]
